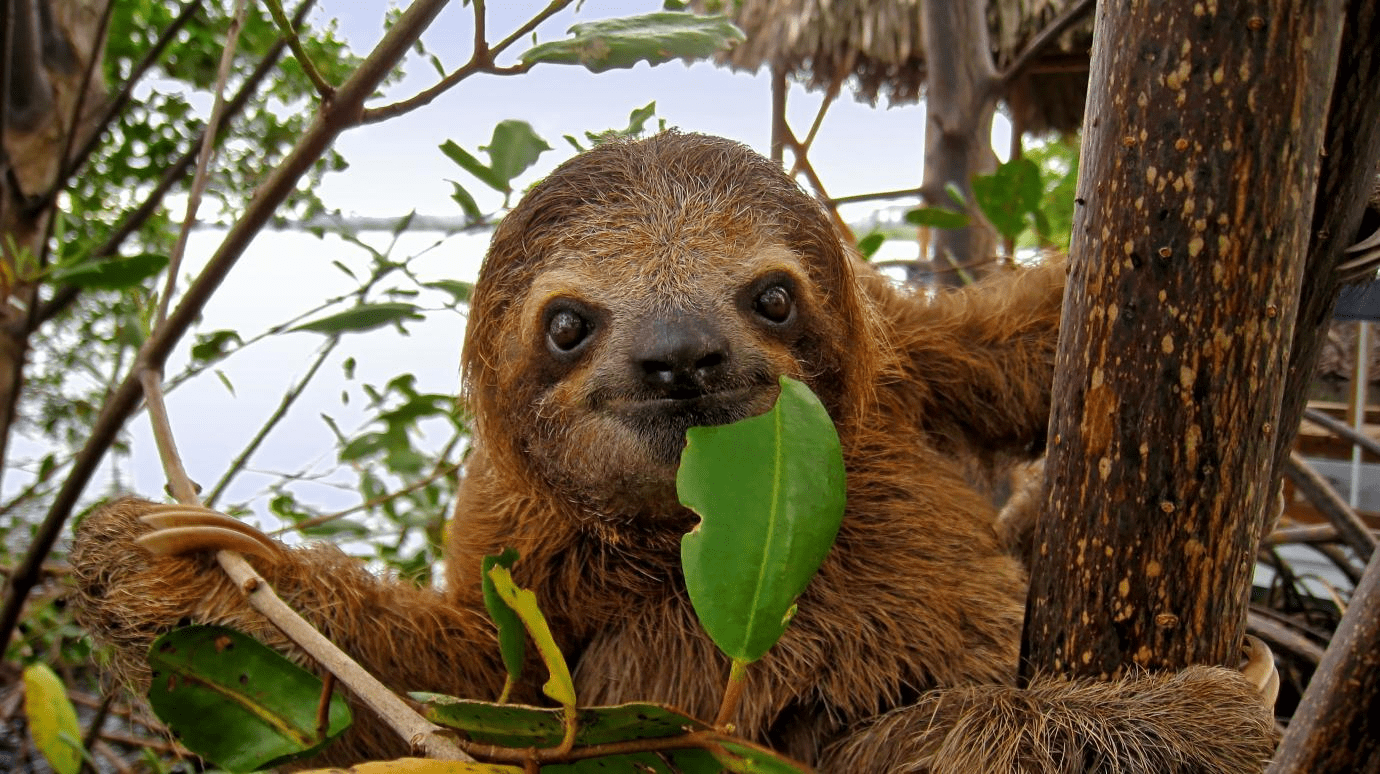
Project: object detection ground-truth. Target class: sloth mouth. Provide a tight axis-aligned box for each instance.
[607,385,777,464]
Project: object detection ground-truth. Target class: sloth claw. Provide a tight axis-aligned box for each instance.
[1240,634,1280,710]
[136,505,282,560]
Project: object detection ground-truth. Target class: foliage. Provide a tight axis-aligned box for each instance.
[901,139,1079,256]
[141,379,839,771]
[146,625,352,772]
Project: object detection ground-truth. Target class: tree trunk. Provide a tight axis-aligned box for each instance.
[1021,0,1342,679]
[919,0,997,287]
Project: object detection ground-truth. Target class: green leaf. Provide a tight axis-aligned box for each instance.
[416,696,812,773]
[450,181,483,221]
[972,157,1043,240]
[856,232,885,260]
[23,663,83,774]
[678,376,846,664]
[190,329,243,364]
[417,696,708,748]
[425,279,475,305]
[481,548,526,699]
[521,13,745,73]
[146,625,352,772]
[486,565,576,709]
[482,121,552,186]
[904,207,970,230]
[291,302,424,335]
[50,252,169,290]
[440,140,507,193]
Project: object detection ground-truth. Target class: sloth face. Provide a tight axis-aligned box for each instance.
[508,243,819,513]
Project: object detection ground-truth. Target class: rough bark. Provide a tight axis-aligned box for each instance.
[1268,551,1380,773]
[920,0,997,286]
[1021,1,1342,679]
[1269,0,1380,484]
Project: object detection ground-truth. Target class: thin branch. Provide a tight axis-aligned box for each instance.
[204,336,340,507]
[1302,406,1380,459]
[0,0,452,663]
[31,3,311,330]
[277,456,461,535]
[1283,451,1378,562]
[360,0,572,124]
[263,0,334,100]
[156,0,250,327]
[827,186,924,208]
[995,0,1095,91]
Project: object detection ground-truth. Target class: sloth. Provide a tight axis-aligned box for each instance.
[71,132,1275,772]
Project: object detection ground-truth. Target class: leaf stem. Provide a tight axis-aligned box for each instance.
[714,659,749,730]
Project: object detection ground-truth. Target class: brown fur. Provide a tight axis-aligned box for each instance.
[70,132,1274,771]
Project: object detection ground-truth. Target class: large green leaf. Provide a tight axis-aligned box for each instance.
[22,663,83,774]
[678,376,846,664]
[971,157,1043,240]
[440,139,508,193]
[521,13,744,73]
[290,302,424,335]
[146,625,352,772]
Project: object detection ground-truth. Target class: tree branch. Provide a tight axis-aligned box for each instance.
[263,0,334,101]
[359,0,571,125]
[0,0,453,660]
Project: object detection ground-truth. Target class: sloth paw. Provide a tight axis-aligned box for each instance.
[1240,634,1280,710]
[136,503,283,561]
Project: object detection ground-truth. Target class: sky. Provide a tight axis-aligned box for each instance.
[24,1,1013,527]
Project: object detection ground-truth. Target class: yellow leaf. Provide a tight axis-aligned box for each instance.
[23,663,83,774]
[485,565,577,709]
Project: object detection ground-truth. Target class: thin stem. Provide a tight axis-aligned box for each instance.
[713,659,748,729]
[360,0,571,124]
[204,336,340,507]
[156,0,250,328]
[264,0,334,100]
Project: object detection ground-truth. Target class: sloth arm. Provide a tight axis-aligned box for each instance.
[820,665,1277,774]
[70,498,506,761]
[861,260,1065,461]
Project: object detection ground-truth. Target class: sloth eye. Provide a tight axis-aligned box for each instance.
[547,309,591,352]
[754,285,794,324]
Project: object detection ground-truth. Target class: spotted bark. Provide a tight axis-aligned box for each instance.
[1021,1,1342,678]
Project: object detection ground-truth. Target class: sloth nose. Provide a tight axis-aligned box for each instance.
[635,313,731,396]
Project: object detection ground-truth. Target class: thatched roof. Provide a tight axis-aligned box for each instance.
[709,0,1093,133]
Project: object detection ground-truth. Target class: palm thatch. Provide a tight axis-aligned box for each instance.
[706,0,1092,133]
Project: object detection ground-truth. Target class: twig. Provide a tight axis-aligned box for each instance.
[263,0,334,100]
[204,336,340,507]
[156,0,250,327]
[0,0,452,671]
[277,457,461,535]
[360,0,572,124]
[827,186,925,208]
[1302,406,1380,459]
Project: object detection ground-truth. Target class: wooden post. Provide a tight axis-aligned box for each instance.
[1021,1,1342,678]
